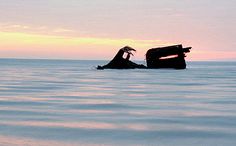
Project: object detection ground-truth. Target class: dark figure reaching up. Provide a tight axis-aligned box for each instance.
[97,46,146,69]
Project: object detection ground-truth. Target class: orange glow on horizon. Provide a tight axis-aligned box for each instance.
[0,31,165,47]
[0,31,172,60]
[0,31,235,61]
[187,50,236,61]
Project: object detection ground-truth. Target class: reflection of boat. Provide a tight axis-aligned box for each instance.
[146,44,191,69]
[97,44,191,70]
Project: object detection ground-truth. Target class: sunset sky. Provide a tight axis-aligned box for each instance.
[0,0,235,61]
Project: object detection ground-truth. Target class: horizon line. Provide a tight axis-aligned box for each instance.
[0,57,236,62]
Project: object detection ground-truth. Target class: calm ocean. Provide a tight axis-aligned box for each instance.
[0,59,235,146]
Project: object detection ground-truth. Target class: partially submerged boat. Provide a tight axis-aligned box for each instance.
[146,44,191,69]
[97,44,191,70]
[97,46,146,69]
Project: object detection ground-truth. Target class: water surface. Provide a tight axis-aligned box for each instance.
[0,59,236,146]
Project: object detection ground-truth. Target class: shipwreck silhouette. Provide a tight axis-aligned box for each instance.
[97,44,191,70]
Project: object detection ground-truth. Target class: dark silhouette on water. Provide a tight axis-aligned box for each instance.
[97,46,146,69]
[97,44,191,70]
[146,44,191,69]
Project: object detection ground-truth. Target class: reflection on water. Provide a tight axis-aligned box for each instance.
[0,59,236,146]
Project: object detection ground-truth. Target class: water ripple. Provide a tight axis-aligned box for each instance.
[0,60,236,146]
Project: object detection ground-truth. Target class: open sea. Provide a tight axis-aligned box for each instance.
[0,59,235,146]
